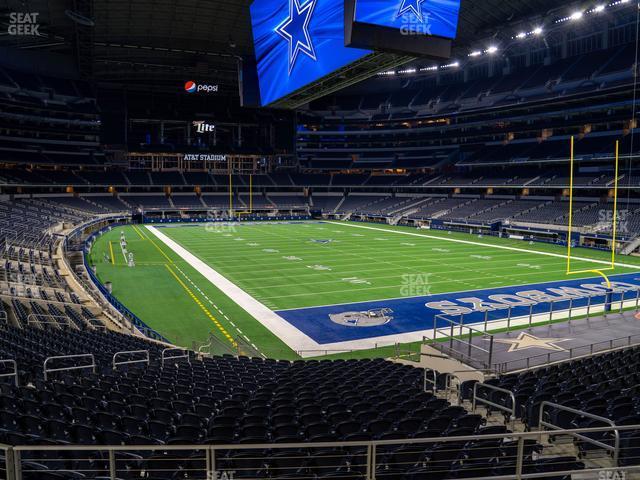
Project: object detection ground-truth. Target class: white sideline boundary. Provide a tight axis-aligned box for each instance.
[326,221,640,270]
[145,225,321,354]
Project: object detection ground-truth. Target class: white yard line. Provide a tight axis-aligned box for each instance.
[119,242,128,263]
[145,225,321,353]
[327,221,640,270]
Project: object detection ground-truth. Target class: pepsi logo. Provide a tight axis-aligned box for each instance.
[184,81,219,94]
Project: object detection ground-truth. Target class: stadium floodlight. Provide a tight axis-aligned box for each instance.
[570,11,584,20]
[516,32,527,39]
[533,27,543,35]
[468,50,482,57]
[486,46,498,54]
[594,4,606,12]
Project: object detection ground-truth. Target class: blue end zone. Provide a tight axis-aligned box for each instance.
[275,273,640,345]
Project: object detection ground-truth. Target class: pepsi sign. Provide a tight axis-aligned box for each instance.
[184,81,219,94]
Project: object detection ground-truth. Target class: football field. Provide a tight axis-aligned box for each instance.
[89,221,640,359]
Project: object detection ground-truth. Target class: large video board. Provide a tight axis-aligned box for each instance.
[353,0,461,40]
[250,0,371,106]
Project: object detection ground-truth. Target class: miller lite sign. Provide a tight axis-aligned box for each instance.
[192,121,215,134]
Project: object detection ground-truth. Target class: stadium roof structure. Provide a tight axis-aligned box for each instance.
[0,0,602,93]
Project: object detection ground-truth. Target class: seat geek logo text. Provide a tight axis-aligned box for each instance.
[184,81,219,94]
[7,12,40,35]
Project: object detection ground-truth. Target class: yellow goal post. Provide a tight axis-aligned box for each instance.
[565,136,620,288]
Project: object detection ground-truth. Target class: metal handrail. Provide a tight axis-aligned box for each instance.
[112,350,149,369]
[423,368,438,392]
[497,332,640,373]
[8,425,640,480]
[27,313,71,327]
[432,313,495,367]
[11,423,639,450]
[161,347,190,366]
[472,382,517,421]
[43,354,96,381]
[0,359,18,387]
[539,401,621,465]
[87,318,107,330]
[444,373,461,402]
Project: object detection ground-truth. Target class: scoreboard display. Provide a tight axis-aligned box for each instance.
[248,0,460,106]
[250,0,371,106]
[353,0,460,40]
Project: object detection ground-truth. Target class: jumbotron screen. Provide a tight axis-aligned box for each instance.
[250,0,371,106]
[354,0,461,39]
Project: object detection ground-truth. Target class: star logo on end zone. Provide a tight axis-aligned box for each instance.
[276,0,318,75]
[397,0,425,21]
[184,81,219,93]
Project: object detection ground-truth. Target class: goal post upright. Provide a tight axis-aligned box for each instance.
[565,137,620,288]
[229,171,233,216]
[566,135,575,274]
[229,171,254,218]
[610,140,620,267]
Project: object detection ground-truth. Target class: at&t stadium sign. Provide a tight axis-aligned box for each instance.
[183,154,227,162]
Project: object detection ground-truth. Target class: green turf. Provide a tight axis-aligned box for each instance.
[88,225,299,359]
[88,221,640,359]
[159,221,640,309]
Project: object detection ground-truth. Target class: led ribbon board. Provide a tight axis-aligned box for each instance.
[250,0,372,106]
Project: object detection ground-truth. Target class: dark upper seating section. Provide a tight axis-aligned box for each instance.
[299,35,637,171]
[0,67,103,166]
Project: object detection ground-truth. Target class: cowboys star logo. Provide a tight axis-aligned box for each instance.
[493,332,572,353]
[276,0,317,74]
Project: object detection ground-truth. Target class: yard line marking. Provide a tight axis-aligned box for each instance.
[164,263,236,345]
[131,225,146,240]
[119,240,128,263]
[170,264,263,354]
[326,221,640,270]
[108,241,115,265]
[146,225,319,353]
